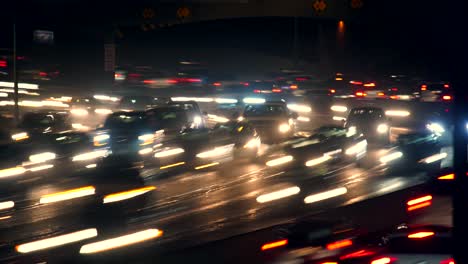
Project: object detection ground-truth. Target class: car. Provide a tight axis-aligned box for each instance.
[263,125,367,170]
[69,97,114,129]
[238,101,297,144]
[268,222,452,264]
[97,105,257,172]
[378,132,446,175]
[418,82,452,102]
[11,111,72,143]
[345,107,390,145]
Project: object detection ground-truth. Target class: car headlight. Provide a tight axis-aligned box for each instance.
[278,123,291,133]
[380,151,403,164]
[138,134,154,146]
[426,122,445,135]
[29,152,56,163]
[94,108,113,115]
[154,148,185,158]
[11,132,29,141]
[244,137,261,149]
[377,124,389,134]
[93,134,109,147]
[346,126,357,137]
[70,109,89,116]
[193,115,202,125]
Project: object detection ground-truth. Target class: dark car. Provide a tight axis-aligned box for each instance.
[264,125,367,170]
[11,111,72,143]
[345,107,390,145]
[240,101,297,143]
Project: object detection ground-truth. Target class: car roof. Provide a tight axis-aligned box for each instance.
[350,107,384,111]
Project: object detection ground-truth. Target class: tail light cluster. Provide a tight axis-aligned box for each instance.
[406,195,432,212]
[355,91,367,97]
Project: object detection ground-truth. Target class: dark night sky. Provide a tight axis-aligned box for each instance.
[1,0,462,86]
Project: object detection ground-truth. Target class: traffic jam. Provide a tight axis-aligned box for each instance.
[0,72,456,263]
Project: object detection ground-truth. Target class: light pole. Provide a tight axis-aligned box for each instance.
[13,24,19,123]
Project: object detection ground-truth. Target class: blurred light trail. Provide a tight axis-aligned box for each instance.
[330,105,348,112]
[29,164,54,172]
[196,144,234,158]
[29,152,56,163]
[154,148,184,158]
[297,116,310,122]
[0,92,8,97]
[379,151,403,164]
[160,162,185,169]
[333,116,346,121]
[11,132,29,141]
[407,195,432,206]
[207,114,230,123]
[138,148,153,155]
[345,140,367,155]
[438,173,455,180]
[215,98,238,104]
[16,228,97,253]
[261,239,288,251]
[304,187,347,204]
[243,97,265,104]
[0,201,14,210]
[39,186,95,204]
[408,231,434,239]
[266,155,293,167]
[305,155,331,167]
[171,97,213,102]
[85,164,97,169]
[0,216,11,221]
[256,186,300,203]
[95,108,113,115]
[79,229,163,254]
[326,239,353,250]
[72,123,90,130]
[0,166,26,178]
[420,152,447,164]
[0,81,39,90]
[287,103,311,113]
[195,162,219,170]
[70,109,89,116]
[93,95,119,102]
[103,186,156,204]
[72,150,108,162]
[385,110,410,117]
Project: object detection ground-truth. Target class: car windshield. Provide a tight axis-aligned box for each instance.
[21,113,55,127]
[348,108,385,121]
[1,2,459,263]
[104,112,147,129]
[244,104,287,117]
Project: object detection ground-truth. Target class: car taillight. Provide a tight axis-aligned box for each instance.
[241,82,249,86]
[166,79,178,84]
[438,173,455,180]
[377,92,385,97]
[213,82,222,86]
[350,81,363,85]
[253,89,261,93]
[39,71,48,77]
[330,89,336,94]
[187,78,201,83]
[444,84,450,88]
[391,87,398,91]
[364,82,376,87]
[326,239,353,250]
[390,95,399,100]
[290,85,298,89]
[340,249,376,260]
[355,91,366,97]
[440,258,455,264]
[272,88,282,93]
[407,231,435,239]
[442,95,452,101]
[407,195,432,211]
[295,77,308,81]
[421,84,427,91]
[371,256,397,264]
[0,60,6,67]
[260,239,288,251]
[143,79,155,84]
